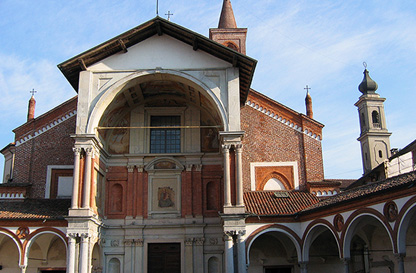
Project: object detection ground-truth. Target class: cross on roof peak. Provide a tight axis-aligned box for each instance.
[30,88,37,96]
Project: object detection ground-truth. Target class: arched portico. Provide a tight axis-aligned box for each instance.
[247,226,302,273]
[0,230,22,272]
[397,198,416,272]
[23,229,67,273]
[302,221,342,273]
[343,211,394,273]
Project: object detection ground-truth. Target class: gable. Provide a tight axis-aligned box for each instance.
[89,35,231,71]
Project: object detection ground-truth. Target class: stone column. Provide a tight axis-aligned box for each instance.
[194,237,205,273]
[124,239,134,273]
[185,238,194,273]
[67,234,77,273]
[82,148,93,209]
[235,144,244,207]
[79,234,90,273]
[134,239,144,273]
[299,261,308,273]
[237,232,247,273]
[395,253,405,273]
[224,233,234,273]
[71,148,82,209]
[342,258,350,273]
[222,145,231,207]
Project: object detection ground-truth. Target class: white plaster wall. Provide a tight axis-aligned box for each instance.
[89,35,231,71]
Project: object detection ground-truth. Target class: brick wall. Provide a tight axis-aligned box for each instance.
[241,90,324,192]
[12,97,77,198]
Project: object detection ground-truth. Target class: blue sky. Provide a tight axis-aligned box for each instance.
[0,0,415,180]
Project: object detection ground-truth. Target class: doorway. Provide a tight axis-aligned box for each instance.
[148,243,181,273]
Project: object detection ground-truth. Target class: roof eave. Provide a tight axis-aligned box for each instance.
[58,17,257,105]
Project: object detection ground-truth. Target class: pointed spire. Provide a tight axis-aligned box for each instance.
[304,86,313,119]
[218,0,237,28]
[359,69,378,94]
[27,94,36,121]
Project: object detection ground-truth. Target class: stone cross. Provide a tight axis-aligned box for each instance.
[165,11,173,21]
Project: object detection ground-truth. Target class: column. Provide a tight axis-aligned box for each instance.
[222,145,231,207]
[224,233,234,273]
[124,239,134,273]
[134,239,144,273]
[71,148,82,209]
[342,258,350,273]
[82,148,93,209]
[299,261,308,273]
[235,144,244,207]
[185,238,194,273]
[67,234,77,273]
[194,238,205,273]
[395,253,405,273]
[237,232,247,273]
[79,234,90,273]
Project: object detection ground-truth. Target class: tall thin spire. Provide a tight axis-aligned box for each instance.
[218,0,237,28]
[27,89,36,121]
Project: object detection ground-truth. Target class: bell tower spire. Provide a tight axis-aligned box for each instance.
[355,66,392,174]
[209,0,247,54]
[218,0,237,28]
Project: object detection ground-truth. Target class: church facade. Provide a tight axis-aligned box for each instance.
[1,1,416,273]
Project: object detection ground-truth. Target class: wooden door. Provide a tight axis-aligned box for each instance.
[148,243,181,273]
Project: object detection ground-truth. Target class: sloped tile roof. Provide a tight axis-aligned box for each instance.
[0,199,70,220]
[244,191,319,216]
[303,170,416,213]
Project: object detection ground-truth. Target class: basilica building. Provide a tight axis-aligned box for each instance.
[1,1,416,273]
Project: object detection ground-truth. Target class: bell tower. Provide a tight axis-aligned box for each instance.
[355,67,392,174]
[209,0,247,54]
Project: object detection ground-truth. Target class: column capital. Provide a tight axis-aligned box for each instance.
[194,164,202,172]
[85,147,93,155]
[124,239,134,246]
[222,144,231,151]
[235,143,243,150]
[194,237,205,246]
[80,233,90,242]
[186,164,193,172]
[73,147,82,155]
[185,237,194,246]
[299,261,308,270]
[67,233,78,240]
[137,165,144,173]
[134,239,144,246]
[127,165,135,173]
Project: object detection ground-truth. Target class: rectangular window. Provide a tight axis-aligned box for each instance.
[150,116,181,153]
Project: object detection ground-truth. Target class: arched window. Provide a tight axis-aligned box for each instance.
[372,111,380,127]
[224,42,238,52]
[108,258,121,273]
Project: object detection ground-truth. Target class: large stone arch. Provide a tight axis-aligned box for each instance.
[246,224,302,269]
[86,69,229,134]
[342,210,394,259]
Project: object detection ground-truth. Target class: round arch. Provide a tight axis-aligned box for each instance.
[257,171,292,191]
[302,220,341,262]
[246,224,302,265]
[0,228,23,266]
[397,197,416,254]
[342,210,394,259]
[23,228,68,266]
[86,69,229,134]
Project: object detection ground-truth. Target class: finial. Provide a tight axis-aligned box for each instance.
[156,0,159,16]
[363,61,367,70]
[358,64,378,94]
[30,88,37,97]
[165,11,173,21]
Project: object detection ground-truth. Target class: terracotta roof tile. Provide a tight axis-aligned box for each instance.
[0,199,70,220]
[244,191,320,216]
[303,171,416,213]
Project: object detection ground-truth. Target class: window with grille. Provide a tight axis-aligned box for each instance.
[150,116,181,153]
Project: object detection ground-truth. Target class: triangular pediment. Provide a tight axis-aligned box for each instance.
[58,17,257,105]
[88,35,231,71]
